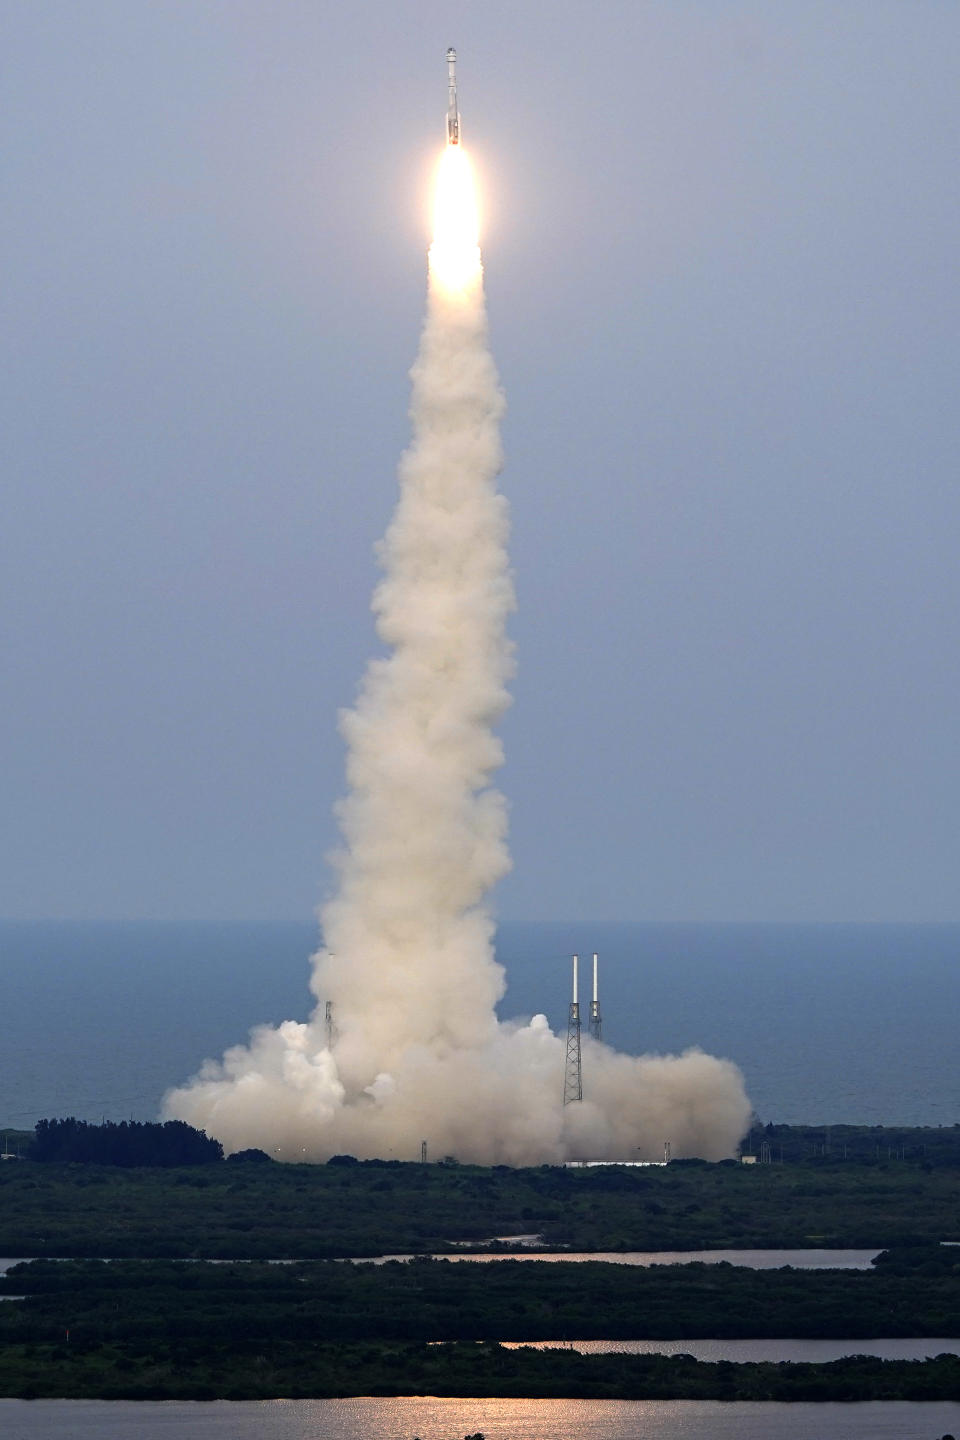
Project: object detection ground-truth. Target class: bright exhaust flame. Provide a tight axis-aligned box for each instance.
[429,144,481,292]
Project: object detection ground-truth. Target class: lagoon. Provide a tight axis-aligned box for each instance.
[501,1337,960,1361]
[2,1397,960,1440]
[373,1247,882,1268]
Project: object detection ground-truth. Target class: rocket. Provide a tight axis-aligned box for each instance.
[446,47,460,145]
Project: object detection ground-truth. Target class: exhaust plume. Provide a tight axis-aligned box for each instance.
[163,142,751,1164]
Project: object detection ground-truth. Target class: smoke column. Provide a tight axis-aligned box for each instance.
[163,138,751,1164]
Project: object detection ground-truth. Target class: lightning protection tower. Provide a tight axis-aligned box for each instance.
[588,952,602,1042]
[563,954,583,1105]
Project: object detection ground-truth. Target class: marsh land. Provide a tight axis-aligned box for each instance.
[0,1122,958,1400]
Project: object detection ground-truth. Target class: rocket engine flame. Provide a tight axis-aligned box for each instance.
[162,66,752,1165]
[430,145,480,293]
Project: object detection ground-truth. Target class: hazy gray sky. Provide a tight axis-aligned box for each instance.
[2,1,957,922]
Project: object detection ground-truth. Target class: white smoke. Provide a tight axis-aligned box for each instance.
[163,193,751,1166]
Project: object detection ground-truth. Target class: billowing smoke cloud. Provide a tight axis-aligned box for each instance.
[163,155,751,1164]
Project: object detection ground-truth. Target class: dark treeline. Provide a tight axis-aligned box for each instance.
[1,1342,959,1402]
[31,1118,223,1166]
[15,1118,960,1167]
[3,1252,960,1341]
[2,1143,960,1256]
[741,1121,960,1166]
[17,1116,960,1170]
[1,1255,960,1399]
[874,1245,960,1277]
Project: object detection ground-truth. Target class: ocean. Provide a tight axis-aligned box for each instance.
[1,920,958,1132]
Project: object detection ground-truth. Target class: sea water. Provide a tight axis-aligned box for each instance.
[1,920,958,1130]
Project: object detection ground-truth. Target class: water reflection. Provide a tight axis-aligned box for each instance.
[0,1249,884,1276]
[1,1398,960,1440]
[500,1336,960,1362]
[373,1247,881,1269]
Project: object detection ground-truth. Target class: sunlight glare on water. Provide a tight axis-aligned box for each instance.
[3,1398,960,1440]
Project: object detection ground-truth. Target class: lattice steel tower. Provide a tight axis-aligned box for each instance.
[563,953,583,1105]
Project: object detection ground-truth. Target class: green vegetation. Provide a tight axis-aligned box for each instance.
[874,1244,960,1276]
[0,1123,957,1398]
[742,1121,960,1165]
[0,1340,958,1402]
[3,1252,960,1340]
[0,1256,959,1399]
[1,1131,959,1257]
[31,1118,223,1166]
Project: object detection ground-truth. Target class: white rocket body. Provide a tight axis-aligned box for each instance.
[446,47,460,145]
